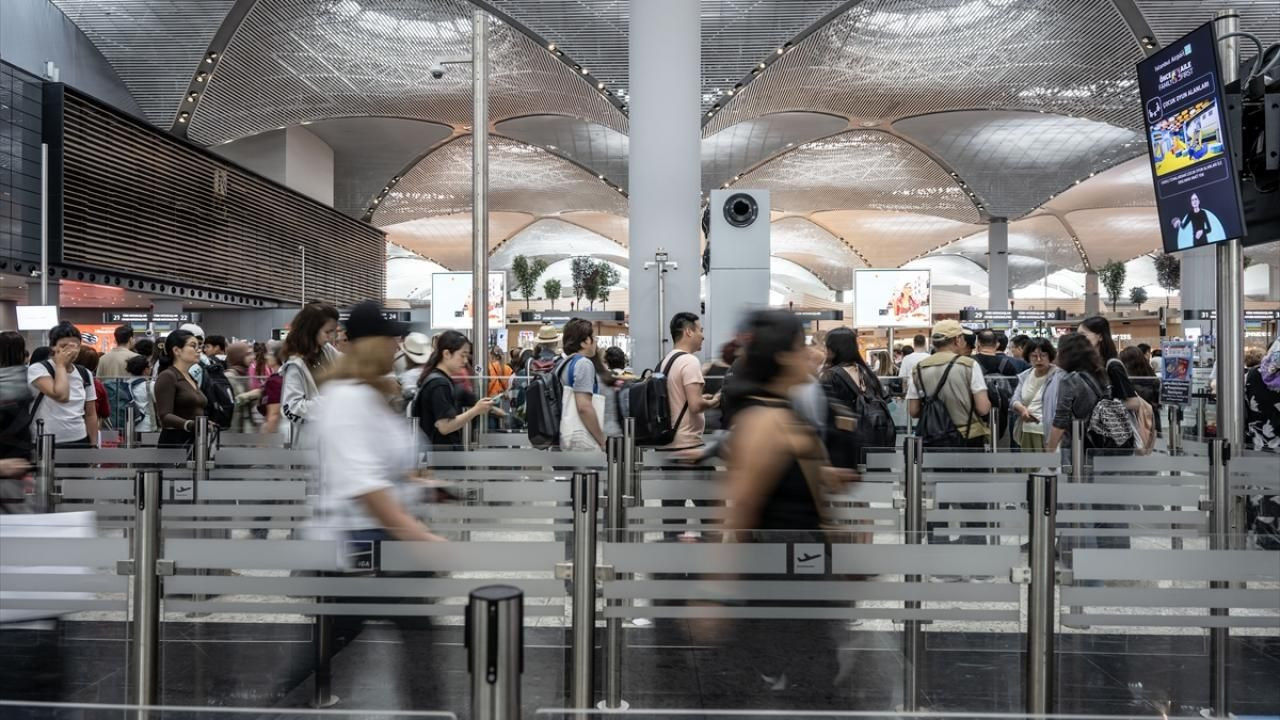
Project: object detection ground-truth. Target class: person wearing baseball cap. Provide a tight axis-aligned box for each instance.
[310,300,442,704]
[906,319,993,545]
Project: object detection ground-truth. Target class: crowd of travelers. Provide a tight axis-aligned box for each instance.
[1,304,1277,543]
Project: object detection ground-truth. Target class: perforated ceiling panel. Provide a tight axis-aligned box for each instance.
[51,0,235,126]
[770,216,865,290]
[706,0,1145,134]
[929,215,1085,286]
[894,111,1145,218]
[1061,208,1164,265]
[382,210,535,269]
[737,131,979,222]
[186,0,625,146]
[373,136,628,224]
[487,0,849,111]
[1043,156,1156,213]
[771,256,837,298]
[491,218,628,268]
[702,112,849,188]
[1135,1,1280,46]
[812,210,984,268]
[495,116,629,188]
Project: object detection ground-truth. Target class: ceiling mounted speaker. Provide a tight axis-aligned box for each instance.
[723,192,759,228]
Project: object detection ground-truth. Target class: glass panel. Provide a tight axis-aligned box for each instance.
[597,527,1027,712]
[0,701,454,719]
[0,513,130,705]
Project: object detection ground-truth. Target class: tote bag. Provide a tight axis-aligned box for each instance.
[559,356,603,451]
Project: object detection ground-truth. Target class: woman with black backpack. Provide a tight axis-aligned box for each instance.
[820,327,896,466]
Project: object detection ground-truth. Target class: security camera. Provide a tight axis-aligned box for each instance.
[430,65,446,79]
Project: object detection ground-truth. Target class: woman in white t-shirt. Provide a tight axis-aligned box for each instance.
[28,322,99,448]
[309,301,446,709]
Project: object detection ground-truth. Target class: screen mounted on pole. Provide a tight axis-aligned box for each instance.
[1137,21,1246,254]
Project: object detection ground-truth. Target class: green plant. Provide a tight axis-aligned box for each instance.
[543,278,562,309]
[511,255,548,309]
[1153,252,1180,308]
[570,257,593,306]
[1098,260,1127,313]
[1129,286,1148,310]
[594,262,621,308]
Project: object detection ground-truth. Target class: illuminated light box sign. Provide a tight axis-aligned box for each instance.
[339,309,411,323]
[430,272,506,330]
[519,311,625,325]
[792,309,845,321]
[17,306,59,331]
[1182,309,1280,321]
[853,269,931,328]
[1136,22,1246,253]
[958,309,1067,322]
[102,312,193,324]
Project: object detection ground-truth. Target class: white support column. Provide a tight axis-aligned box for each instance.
[628,0,701,366]
[1181,247,1217,335]
[471,8,489,378]
[988,218,1009,311]
[1084,270,1100,317]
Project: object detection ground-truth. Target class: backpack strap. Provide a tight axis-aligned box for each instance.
[29,360,91,421]
[565,355,599,395]
[661,351,691,430]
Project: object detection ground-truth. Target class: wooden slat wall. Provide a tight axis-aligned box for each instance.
[54,87,384,305]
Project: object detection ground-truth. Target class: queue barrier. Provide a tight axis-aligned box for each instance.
[4,426,1277,717]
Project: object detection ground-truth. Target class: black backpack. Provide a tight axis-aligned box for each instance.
[823,365,897,467]
[201,361,235,429]
[626,352,688,446]
[525,358,569,449]
[913,358,969,448]
[983,356,1017,438]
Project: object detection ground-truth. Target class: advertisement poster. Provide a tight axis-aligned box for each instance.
[431,272,506,330]
[1159,340,1194,406]
[81,326,120,355]
[853,269,931,328]
[1136,22,1245,252]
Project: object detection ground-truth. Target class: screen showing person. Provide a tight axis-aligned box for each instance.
[1136,22,1246,254]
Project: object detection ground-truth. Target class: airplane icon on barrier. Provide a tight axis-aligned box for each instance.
[796,553,823,564]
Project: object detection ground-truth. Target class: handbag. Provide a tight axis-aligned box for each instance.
[559,356,604,451]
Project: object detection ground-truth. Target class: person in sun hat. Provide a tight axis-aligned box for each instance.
[395,332,432,406]
[524,323,563,376]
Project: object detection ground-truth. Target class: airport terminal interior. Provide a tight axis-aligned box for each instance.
[1,0,1279,718]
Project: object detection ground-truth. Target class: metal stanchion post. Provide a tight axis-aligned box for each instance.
[1166,405,1180,456]
[311,612,338,707]
[989,406,1000,454]
[468,585,524,720]
[130,470,162,708]
[193,417,210,502]
[1208,439,1229,716]
[409,417,421,464]
[1196,398,1207,443]
[463,419,474,451]
[622,418,640,506]
[32,433,56,513]
[569,471,598,708]
[125,405,137,450]
[1067,419,1085,620]
[601,437,627,709]
[901,436,924,711]
[1025,471,1057,714]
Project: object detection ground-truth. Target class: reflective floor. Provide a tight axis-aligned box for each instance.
[2,620,1277,717]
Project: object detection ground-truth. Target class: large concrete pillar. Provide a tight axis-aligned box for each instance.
[988,218,1009,311]
[1180,247,1216,335]
[1084,270,1100,317]
[628,0,701,366]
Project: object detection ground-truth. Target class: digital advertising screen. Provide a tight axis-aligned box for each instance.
[853,269,932,328]
[15,305,59,331]
[430,272,506,330]
[1137,22,1245,253]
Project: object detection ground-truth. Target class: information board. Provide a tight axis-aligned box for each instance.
[1159,340,1194,406]
[1137,22,1245,253]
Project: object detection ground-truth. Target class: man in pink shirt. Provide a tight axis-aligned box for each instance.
[660,312,720,539]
